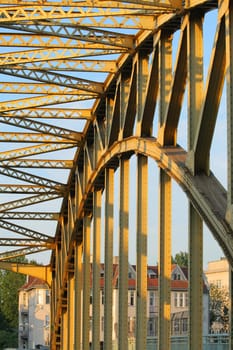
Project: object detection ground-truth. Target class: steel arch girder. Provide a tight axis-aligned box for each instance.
[73,136,233,265]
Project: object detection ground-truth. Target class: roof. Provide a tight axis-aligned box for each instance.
[90,262,208,293]
[19,276,49,292]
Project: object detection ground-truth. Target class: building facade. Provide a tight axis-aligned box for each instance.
[89,262,209,344]
[205,257,229,289]
[18,277,50,350]
[204,257,230,333]
[18,263,209,349]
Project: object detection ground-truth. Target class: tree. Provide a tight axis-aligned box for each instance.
[209,284,229,332]
[0,256,28,348]
[0,329,18,348]
[172,251,188,267]
[0,268,26,327]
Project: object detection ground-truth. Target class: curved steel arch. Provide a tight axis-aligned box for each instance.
[0,0,231,349]
[75,136,232,264]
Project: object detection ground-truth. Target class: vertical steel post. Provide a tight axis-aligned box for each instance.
[119,74,130,141]
[158,31,172,134]
[229,266,233,349]
[186,11,204,350]
[104,168,114,350]
[136,51,148,137]
[187,12,203,152]
[74,242,82,349]
[62,310,68,349]
[50,280,55,350]
[186,12,204,173]
[118,156,130,349]
[189,204,203,350]
[136,154,148,350]
[83,215,91,350]
[158,169,171,350]
[226,1,233,229]
[157,29,172,350]
[68,275,75,350]
[92,189,102,350]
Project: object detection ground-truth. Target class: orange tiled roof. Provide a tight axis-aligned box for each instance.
[19,275,48,291]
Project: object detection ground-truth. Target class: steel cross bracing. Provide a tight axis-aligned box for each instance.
[1,0,233,349]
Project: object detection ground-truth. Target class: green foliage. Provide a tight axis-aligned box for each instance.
[0,269,26,327]
[209,284,229,332]
[0,256,28,347]
[0,329,18,348]
[172,251,189,267]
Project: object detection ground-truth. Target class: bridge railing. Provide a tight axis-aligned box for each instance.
[110,335,230,350]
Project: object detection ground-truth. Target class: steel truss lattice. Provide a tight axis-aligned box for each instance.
[0,0,232,349]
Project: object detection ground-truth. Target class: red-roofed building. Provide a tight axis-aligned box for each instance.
[89,260,209,344]
[18,276,50,350]
[18,262,209,349]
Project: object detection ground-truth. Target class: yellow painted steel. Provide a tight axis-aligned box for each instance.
[74,243,82,350]
[5,108,92,119]
[67,275,75,350]
[229,268,233,348]
[136,155,148,350]
[104,168,114,350]
[118,157,130,350]
[83,215,91,350]
[189,204,203,350]
[92,190,102,350]
[0,262,52,286]
[158,170,171,350]
[226,1,233,228]
[62,310,68,349]
[0,1,233,350]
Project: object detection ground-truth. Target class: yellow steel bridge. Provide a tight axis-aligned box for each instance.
[0,0,232,348]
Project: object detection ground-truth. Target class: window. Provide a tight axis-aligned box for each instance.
[101,290,104,305]
[46,290,50,304]
[182,318,188,333]
[45,315,50,328]
[149,291,155,306]
[36,290,43,305]
[216,280,222,288]
[185,292,188,307]
[174,292,187,308]
[174,293,178,307]
[173,273,181,280]
[173,319,180,334]
[101,317,104,332]
[129,291,135,306]
[179,293,183,307]
[148,269,157,279]
[23,292,27,307]
[147,317,156,336]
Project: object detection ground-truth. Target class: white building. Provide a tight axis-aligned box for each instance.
[204,257,230,333]
[205,257,230,289]
[18,276,50,350]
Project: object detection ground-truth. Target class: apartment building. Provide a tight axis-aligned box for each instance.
[205,257,230,289]
[204,257,230,333]
[18,262,209,349]
[89,262,209,343]
[18,276,50,350]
